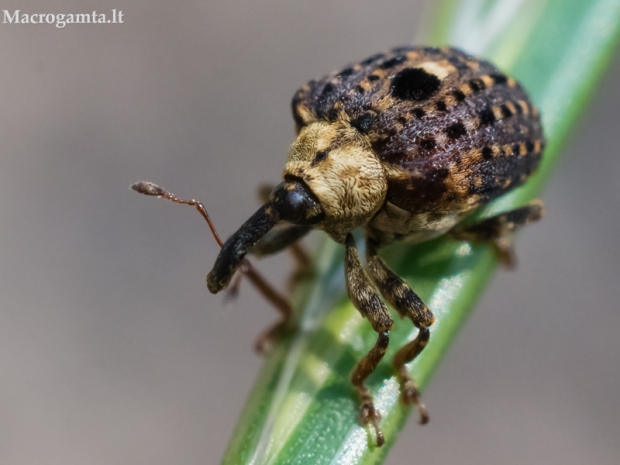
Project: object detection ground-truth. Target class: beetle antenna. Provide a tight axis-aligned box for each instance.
[131,181,293,324]
[131,180,224,247]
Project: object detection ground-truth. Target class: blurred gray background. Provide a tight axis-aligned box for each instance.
[1,1,619,464]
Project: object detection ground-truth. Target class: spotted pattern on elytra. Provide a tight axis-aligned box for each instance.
[291,46,543,242]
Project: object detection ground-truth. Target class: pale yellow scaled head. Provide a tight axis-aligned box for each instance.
[283,121,387,242]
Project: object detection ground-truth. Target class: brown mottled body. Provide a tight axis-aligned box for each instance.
[292,45,544,244]
[284,45,545,445]
[133,45,546,448]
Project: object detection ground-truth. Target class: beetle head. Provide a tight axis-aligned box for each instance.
[282,121,387,241]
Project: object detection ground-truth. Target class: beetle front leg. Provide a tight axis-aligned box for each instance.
[366,238,434,424]
[345,234,394,447]
[448,199,544,268]
[251,223,312,262]
[228,222,312,294]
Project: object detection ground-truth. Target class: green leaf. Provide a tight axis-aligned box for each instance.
[222,1,620,464]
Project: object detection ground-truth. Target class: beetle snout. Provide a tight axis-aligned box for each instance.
[270,179,324,225]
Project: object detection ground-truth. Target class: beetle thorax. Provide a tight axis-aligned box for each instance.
[283,121,387,242]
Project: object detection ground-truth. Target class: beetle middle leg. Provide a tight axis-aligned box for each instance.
[448,199,544,268]
[366,238,435,424]
[345,233,394,447]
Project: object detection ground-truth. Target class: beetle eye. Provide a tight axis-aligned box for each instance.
[270,180,325,225]
[312,151,327,165]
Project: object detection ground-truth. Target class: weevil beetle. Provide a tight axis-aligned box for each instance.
[133,45,545,447]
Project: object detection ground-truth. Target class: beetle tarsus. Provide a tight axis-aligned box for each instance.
[359,394,385,447]
[400,380,429,424]
[253,317,297,355]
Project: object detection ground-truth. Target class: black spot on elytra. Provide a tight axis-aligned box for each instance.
[350,112,375,133]
[453,90,466,102]
[447,55,470,73]
[481,147,494,160]
[526,140,535,152]
[419,138,437,150]
[445,122,467,139]
[391,68,441,101]
[321,83,335,96]
[413,108,426,118]
[392,46,413,54]
[501,104,513,118]
[380,55,407,69]
[326,107,339,121]
[312,151,327,166]
[491,73,508,85]
[436,100,447,112]
[367,74,380,82]
[316,82,341,120]
[338,67,354,78]
[360,53,385,67]
[397,116,407,124]
[468,79,483,92]
[479,107,496,125]
[512,143,521,155]
[355,85,365,94]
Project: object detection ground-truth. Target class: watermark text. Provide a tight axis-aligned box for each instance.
[3,10,124,28]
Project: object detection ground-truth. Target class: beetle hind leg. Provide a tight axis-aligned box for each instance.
[366,238,435,424]
[345,234,394,447]
[251,223,313,290]
[448,199,544,268]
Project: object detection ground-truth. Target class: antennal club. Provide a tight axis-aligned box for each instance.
[131,180,224,247]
